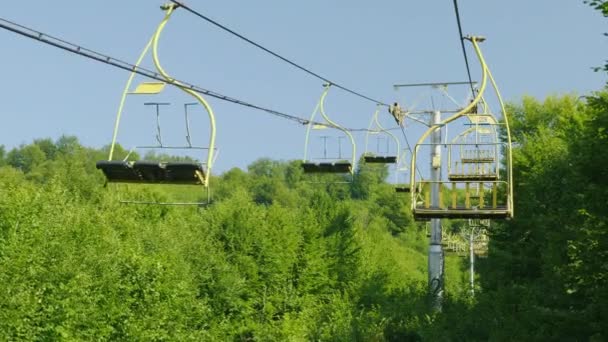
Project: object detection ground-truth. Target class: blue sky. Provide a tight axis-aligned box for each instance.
[1,1,606,173]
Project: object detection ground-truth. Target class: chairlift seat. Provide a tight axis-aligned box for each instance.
[97,160,206,185]
[448,174,498,181]
[133,161,166,182]
[302,162,352,174]
[364,155,397,164]
[413,206,510,219]
[461,157,495,164]
[395,186,411,193]
[165,162,206,184]
[96,161,141,182]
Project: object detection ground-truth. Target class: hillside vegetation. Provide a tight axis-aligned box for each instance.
[0,91,607,340]
[0,136,472,340]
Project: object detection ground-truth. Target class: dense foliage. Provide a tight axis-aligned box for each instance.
[4,91,607,341]
[0,138,473,340]
[1,5,607,339]
[426,92,608,341]
[2,93,608,340]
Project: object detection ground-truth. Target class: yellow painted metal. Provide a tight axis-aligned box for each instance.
[448,126,497,176]
[414,180,509,217]
[465,182,471,209]
[475,127,492,134]
[312,124,328,130]
[303,87,327,162]
[439,183,444,209]
[468,114,497,125]
[303,84,356,173]
[108,35,155,160]
[364,106,401,162]
[153,5,216,187]
[410,36,514,219]
[130,82,166,94]
[194,170,206,185]
[486,67,514,217]
[410,36,489,209]
[319,86,356,170]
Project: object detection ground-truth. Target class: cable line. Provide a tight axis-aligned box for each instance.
[170,0,390,107]
[451,0,476,96]
[398,124,423,181]
[0,17,385,133]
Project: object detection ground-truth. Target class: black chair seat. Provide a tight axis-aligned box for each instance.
[413,206,510,219]
[133,161,166,182]
[302,162,352,174]
[395,186,411,193]
[165,162,206,184]
[364,156,397,164]
[96,161,141,182]
[448,174,498,181]
[97,160,205,185]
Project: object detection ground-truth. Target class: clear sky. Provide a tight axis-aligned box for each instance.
[1,1,606,173]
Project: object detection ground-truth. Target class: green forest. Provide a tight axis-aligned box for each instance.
[1,2,608,342]
[0,90,606,340]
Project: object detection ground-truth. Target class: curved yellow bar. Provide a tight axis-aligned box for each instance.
[108,36,155,160]
[486,68,514,217]
[303,84,356,173]
[410,36,489,209]
[467,97,501,176]
[303,86,328,162]
[319,85,356,170]
[447,125,499,175]
[364,105,401,163]
[364,108,380,154]
[153,6,217,187]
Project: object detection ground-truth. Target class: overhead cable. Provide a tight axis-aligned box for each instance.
[170,0,390,107]
[0,17,385,133]
[451,0,476,96]
[398,124,423,180]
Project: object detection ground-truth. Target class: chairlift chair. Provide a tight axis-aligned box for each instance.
[302,84,356,181]
[394,148,411,193]
[410,36,514,219]
[97,3,217,205]
[363,106,400,164]
[447,122,500,182]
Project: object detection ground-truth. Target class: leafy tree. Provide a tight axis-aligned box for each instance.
[585,0,608,73]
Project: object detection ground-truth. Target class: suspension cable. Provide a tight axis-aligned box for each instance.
[0,17,385,133]
[452,0,476,96]
[170,0,390,107]
[398,125,423,180]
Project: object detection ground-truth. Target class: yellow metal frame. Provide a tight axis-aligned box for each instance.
[363,105,401,162]
[409,36,514,218]
[129,82,166,95]
[106,4,216,188]
[303,84,356,174]
[447,124,500,180]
